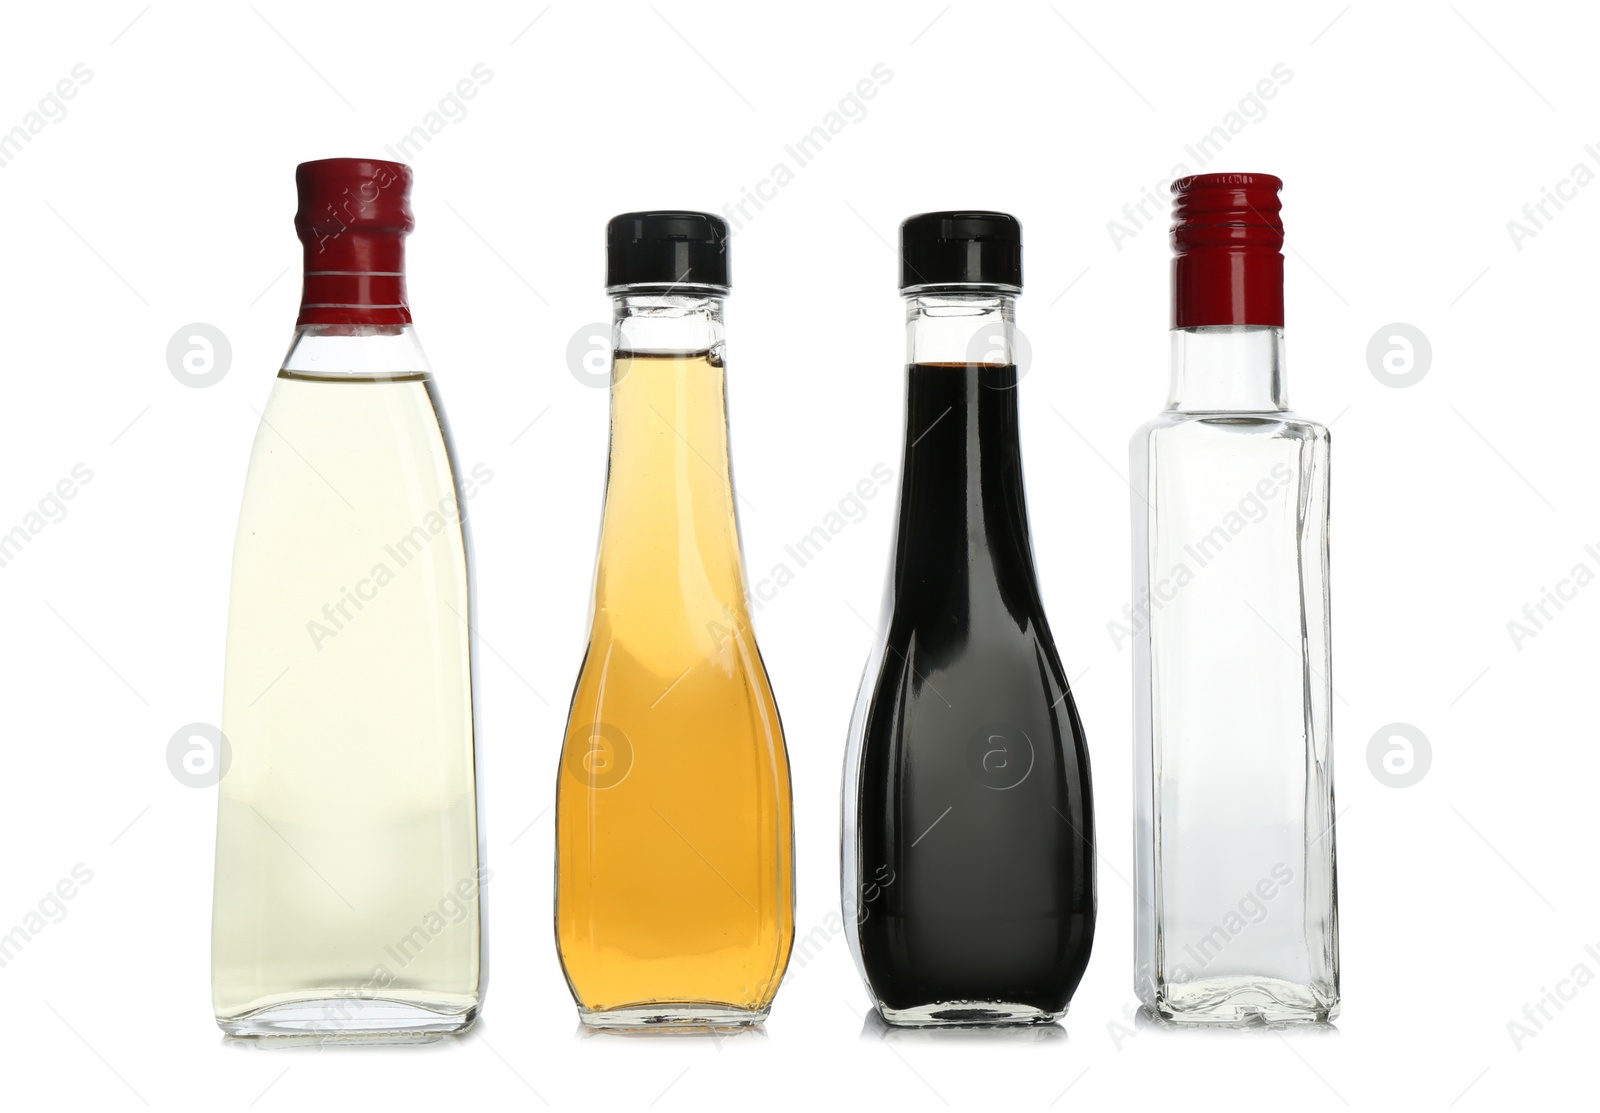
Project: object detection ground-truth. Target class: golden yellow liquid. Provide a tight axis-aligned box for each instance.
[556,350,794,1022]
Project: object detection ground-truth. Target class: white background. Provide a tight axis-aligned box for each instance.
[0,1,1593,1108]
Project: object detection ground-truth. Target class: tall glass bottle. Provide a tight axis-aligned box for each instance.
[1130,173,1338,1024]
[556,212,794,1028]
[212,159,484,1037]
[843,212,1096,1027]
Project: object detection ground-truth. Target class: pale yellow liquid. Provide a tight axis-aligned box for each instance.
[212,371,481,1033]
[556,351,794,1021]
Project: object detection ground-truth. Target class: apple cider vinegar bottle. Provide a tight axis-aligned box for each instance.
[555,212,794,1028]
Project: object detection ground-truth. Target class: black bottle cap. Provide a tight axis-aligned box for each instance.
[606,211,730,293]
[899,211,1022,293]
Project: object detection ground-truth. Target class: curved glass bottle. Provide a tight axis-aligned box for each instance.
[843,254,1096,1026]
[556,272,794,1028]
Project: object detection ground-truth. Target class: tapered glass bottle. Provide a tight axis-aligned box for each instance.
[843,212,1096,1027]
[212,160,484,1037]
[556,212,794,1028]
[1131,173,1338,1024]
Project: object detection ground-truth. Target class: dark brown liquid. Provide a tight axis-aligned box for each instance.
[850,363,1096,1021]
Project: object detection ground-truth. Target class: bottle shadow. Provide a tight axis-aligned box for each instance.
[858,1010,1067,1044]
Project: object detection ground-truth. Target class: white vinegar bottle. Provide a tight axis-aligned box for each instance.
[1130,173,1338,1024]
[212,159,485,1037]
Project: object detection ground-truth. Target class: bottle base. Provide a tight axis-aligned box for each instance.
[217,998,479,1040]
[1146,976,1338,1026]
[579,1002,769,1031]
[876,1002,1064,1028]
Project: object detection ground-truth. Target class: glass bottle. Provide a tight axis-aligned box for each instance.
[842,212,1096,1027]
[212,159,484,1037]
[1130,173,1338,1024]
[556,212,794,1028]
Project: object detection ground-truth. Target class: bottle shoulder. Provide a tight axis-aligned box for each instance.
[1133,409,1329,448]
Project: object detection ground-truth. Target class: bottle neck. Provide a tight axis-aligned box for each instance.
[1167,325,1287,413]
[297,230,411,328]
[596,291,744,629]
[605,292,732,496]
[280,322,431,379]
[905,290,1018,366]
[613,291,725,358]
[893,291,1039,608]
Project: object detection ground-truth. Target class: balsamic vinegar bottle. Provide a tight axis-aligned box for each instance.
[842,212,1096,1026]
[556,213,795,1028]
[212,160,484,1037]
[1131,173,1338,1024]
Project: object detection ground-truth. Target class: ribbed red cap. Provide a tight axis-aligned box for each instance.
[294,158,413,327]
[1170,172,1283,329]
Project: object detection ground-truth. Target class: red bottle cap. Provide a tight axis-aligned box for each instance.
[1170,172,1283,329]
[294,158,414,327]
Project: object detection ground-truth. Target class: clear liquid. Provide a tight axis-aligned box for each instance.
[1131,406,1337,1024]
[212,369,482,1036]
[556,351,794,1026]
